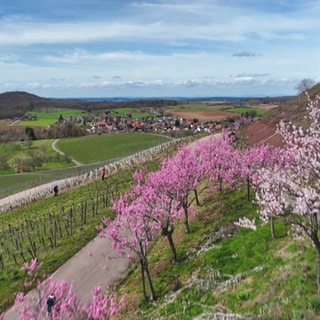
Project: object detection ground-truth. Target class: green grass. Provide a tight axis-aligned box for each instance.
[224,107,268,116]
[20,108,88,126]
[115,189,320,319]
[169,104,269,117]
[0,139,73,176]
[114,107,160,119]
[0,133,172,197]
[0,158,162,313]
[56,133,171,164]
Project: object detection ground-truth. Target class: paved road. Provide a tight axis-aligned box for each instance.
[3,210,133,319]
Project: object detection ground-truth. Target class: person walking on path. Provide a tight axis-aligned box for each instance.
[101,167,106,181]
[46,293,56,318]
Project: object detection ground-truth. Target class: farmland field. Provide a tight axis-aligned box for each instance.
[113,107,160,118]
[0,133,172,197]
[19,108,88,126]
[224,107,268,116]
[0,139,73,175]
[56,133,171,163]
[166,102,270,121]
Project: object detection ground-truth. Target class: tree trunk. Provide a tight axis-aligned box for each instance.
[183,204,190,234]
[144,264,156,301]
[218,175,223,191]
[270,217,275,238]
[193,189,200,206]
[166,231,177,263]
[140,256,155,301]
[140,259,147,299]
[246,177,251,202]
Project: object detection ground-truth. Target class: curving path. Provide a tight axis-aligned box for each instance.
[51,139,82,166]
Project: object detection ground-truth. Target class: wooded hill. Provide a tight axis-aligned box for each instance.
[0,91,177,120]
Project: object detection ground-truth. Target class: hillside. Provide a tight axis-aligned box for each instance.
[0,91,83,119]
[242,82,320,147]
[0,91,177,120]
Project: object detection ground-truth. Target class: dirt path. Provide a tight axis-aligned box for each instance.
[51,139,82,166]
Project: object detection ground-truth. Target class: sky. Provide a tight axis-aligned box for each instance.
[0,0,319,98]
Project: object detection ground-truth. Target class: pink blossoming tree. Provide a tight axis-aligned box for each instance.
[196,134,239,192]
[99,172,158,301]
[156,144,203,233]
[253,95,320,293]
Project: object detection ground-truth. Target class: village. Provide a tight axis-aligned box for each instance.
[48,108,234,138]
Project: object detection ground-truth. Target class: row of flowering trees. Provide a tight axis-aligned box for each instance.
[101,95,320,301]
[5,95,320,318]
[99,127,284,301]
[252,95,320,293]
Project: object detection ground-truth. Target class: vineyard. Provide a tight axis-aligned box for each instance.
[0,138,185,312]
[1,96,320,319]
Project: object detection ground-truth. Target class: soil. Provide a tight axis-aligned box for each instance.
[169,110,240,121]
[171,108,283,148]
[241,119,284,148]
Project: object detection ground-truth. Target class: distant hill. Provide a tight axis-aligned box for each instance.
[0,91,84,120]
[0,91,178,120]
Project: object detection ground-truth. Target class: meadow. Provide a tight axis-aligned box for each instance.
[56,133,171,164]
[170,103,268,115]
[0,133,172,197]
[20,108,89,126]
[19,106,157,127]
[224,107,268,116]
[114,107,161,118]
[0,139,72,174]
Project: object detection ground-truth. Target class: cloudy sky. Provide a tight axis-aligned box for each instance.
[0,0,319,98]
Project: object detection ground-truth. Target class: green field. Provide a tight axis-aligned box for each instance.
[170,104,268,116]
[0,133,172,197]
[224,107,268,116]
[20,108,88,126]
[113,107,160,119]
[0,139,72,175]
[56,133,171,163]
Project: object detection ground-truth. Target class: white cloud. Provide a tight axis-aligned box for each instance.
[0,0,319,97]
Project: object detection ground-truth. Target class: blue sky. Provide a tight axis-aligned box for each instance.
[0,0,319,98]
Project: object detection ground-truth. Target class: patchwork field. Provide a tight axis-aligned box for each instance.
[170,110,240,121]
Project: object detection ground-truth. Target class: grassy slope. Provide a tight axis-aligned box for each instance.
[20,108,88,126]
[114,188,320,320]
[0,156,163,313]
[1,148,319,318]
[56,133,171,164]
[0,133,171,197]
